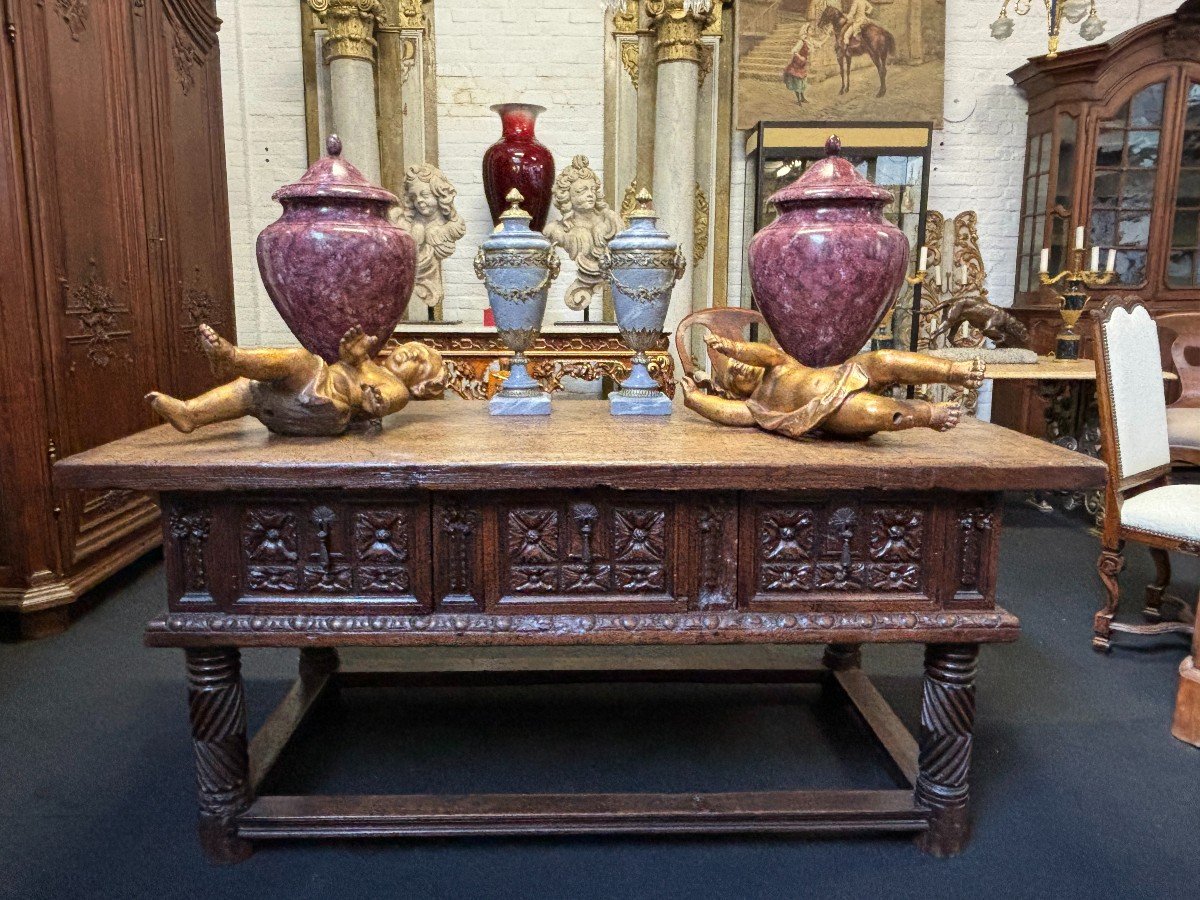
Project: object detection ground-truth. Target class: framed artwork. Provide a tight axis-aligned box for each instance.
[736,0,946,130]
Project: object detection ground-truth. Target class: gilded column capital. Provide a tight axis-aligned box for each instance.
[307,0,385,64]
[644,0,715,65]
[377,0,428,33]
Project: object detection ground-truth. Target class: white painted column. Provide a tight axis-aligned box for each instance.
[329,58,381,182]
[647,0,714,337]
[307,0,383,183]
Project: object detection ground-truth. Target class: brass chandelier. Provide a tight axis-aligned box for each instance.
[991,0,1107,59]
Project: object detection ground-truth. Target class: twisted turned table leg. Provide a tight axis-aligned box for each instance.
[915,643,978,857]
[186,647,253,864]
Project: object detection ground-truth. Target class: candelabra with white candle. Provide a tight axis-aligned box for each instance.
[1038,226,1116,360]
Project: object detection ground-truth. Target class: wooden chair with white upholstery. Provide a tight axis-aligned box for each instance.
[1093,299,1197,642]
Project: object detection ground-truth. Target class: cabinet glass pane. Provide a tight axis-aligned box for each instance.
[1089,82,1166,286]
[1168,82,1200,287]
[1056,114,1077,209]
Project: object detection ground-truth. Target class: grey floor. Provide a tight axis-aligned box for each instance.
[1,499,1196,899]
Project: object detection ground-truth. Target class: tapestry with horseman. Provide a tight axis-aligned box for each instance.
[736,0,945,129]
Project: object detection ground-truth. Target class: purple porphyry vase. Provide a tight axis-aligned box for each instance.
[748,135,910,368]
[257,134,416,363]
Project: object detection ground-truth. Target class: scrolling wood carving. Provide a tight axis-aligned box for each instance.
[63,269,133,369]
[171,510,211,594]
[153,609,1019,639]
[757,502,925,594]
[441,503,479,599]
[54,0,90,40]
[958,507,994,592]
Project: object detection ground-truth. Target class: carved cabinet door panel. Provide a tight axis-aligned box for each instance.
[740,494,940,611]
[133,0,235,401]
[18,0,163,567]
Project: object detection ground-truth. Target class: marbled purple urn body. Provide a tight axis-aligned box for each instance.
[748,136,909,368]
[257,135,416,363]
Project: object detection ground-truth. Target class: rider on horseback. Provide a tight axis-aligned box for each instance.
[842,0,875,51]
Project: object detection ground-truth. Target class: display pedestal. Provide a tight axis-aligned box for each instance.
[54,402,1104,863]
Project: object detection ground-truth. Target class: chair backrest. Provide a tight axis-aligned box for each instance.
[1156,311,1200,409]
[1096,300,1171,483]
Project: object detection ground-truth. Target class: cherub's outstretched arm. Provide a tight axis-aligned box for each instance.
[705,334,790,369]
[682,378,755,427]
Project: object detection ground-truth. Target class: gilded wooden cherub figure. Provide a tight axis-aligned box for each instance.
[544,155,623,312]
[682,333,986,439]
[146,324,445,437]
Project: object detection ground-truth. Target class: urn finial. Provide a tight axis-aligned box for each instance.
[825,135,842,157]
[500,188,532,220]
[326,134,343,157]
[630,188,656,219]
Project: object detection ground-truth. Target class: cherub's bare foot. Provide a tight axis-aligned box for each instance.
[198,324,237,379]
[360,382,387,419]
[339,326,377,367]
[948,358,987,390]
[930,401,962,432]
[146,392,196,434]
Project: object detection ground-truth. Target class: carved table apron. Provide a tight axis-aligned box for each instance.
[54,402,1105,864]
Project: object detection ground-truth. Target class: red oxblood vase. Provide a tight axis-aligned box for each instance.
[483,103,555,232]
[748,136,910,368]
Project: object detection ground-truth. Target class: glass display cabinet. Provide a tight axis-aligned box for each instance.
[995,1,1200,435]
[741,122,933,351]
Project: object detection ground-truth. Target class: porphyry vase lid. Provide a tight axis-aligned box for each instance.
[257,135,415,364]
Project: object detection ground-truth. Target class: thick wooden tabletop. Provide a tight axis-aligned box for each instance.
[54,398,1106,493]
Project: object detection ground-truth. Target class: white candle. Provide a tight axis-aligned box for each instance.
[1106,248,1117,273]
[918,246,928,272]
[1090,246,1100,272]
[933,265,942,288]
[1040,248,1050,273]
[1075,226,1085,250]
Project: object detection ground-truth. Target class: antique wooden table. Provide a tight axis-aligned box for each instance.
[55,401,1104,864]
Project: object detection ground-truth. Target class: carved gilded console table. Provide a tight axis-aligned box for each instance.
[389,329,674,400]
[55,403,1103,864]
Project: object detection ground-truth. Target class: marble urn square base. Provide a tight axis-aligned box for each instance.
[490,392,552,416]
[610,391,673,416]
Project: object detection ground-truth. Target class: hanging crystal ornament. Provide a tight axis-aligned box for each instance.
[990,0,1107,58]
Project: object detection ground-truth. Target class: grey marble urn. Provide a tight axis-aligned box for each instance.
[599,189,685,416]
[474,189,560,416]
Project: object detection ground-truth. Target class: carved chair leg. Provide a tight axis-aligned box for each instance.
[186,647,254,864]
[1144,547,1171,622]
[915,643,977,858]
[1173,620,1200,748]
[822,643,862,672]
[1094,545,1126,652]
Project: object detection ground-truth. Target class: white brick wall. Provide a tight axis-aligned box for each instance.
[219,0,1181,346]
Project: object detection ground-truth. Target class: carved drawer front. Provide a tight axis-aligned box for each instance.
[490,492,683,613]
[233,496,431,612]
[742,496,935,610]
[948,495,1002,609]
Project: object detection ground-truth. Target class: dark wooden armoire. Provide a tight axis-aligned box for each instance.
[0,0,234,636]
[994,1,1200,435]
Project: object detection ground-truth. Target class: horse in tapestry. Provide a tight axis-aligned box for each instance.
[817,5,896,99]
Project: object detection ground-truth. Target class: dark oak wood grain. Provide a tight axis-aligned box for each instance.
[55,400,1105,493]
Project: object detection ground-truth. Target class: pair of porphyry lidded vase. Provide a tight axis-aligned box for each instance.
[257,123,910,418]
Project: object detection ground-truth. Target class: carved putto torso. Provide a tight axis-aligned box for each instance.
[544,155,623,312]
[396,163,467,310]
